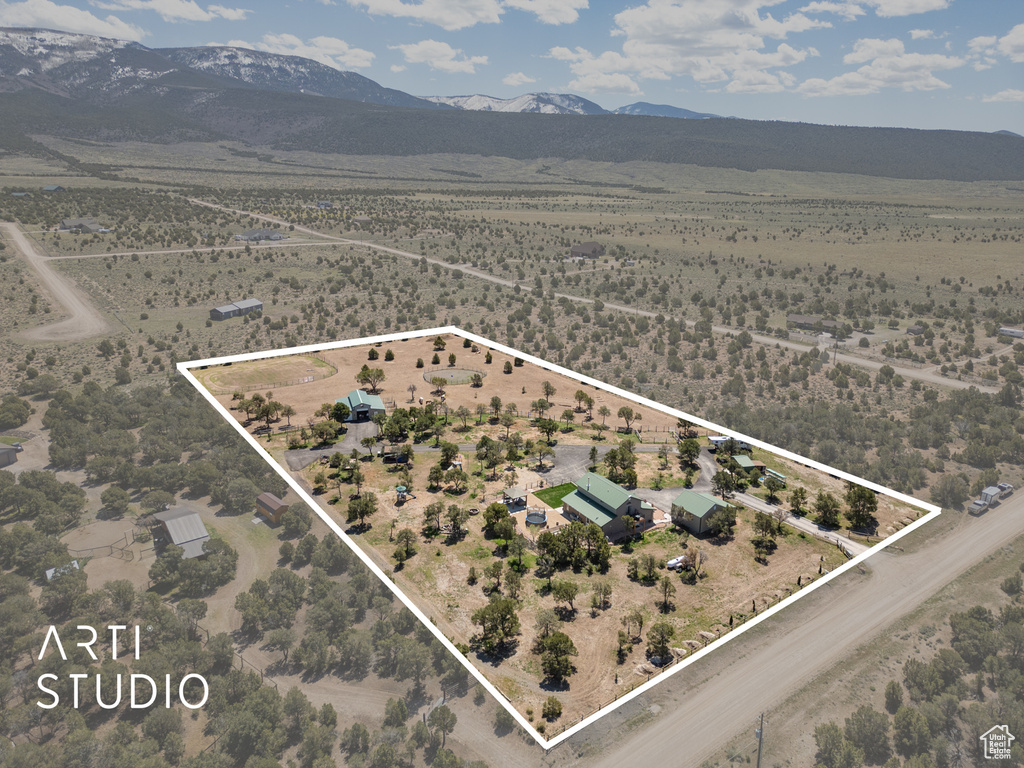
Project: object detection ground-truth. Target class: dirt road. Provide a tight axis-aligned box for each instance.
[1,222,111,342]
[189,200,997,395]
[551,498,1020,765]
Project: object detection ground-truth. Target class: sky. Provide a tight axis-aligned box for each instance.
[0,0,1021,133]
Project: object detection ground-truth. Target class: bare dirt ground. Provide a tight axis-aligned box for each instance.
[546,497,1024,767]
[0,222,111,342]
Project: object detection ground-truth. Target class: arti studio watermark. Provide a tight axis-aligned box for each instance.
[35,625,209,710]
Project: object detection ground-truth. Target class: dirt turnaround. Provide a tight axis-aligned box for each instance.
[1,222,111,342]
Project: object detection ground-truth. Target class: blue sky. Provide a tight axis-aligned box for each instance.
[1,0,1021,132]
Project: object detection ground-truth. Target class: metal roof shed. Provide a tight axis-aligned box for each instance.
[155,508,211,559]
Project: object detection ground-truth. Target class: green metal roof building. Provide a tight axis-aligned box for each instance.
[561,472,655,538]
[336,389,386,421]
[670,490,734,535]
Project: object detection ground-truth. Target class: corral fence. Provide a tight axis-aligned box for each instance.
[203,352,337,394]
[68,529,136,562]
[422,365,487,386]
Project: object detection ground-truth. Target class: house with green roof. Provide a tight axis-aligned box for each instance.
[561,472,655,539]
[670,490,735,535]
[730,454,766,474]
[336,389,385,422]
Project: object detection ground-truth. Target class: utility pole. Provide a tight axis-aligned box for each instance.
[755,712,765,768]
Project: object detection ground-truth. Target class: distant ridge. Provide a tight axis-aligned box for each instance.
[612,102,721,119]
[0,27,1021,182]
[425,92,608,115]
[159,46,446,110]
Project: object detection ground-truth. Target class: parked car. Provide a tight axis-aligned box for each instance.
[969,498,990,514]
[998,482,1014,499]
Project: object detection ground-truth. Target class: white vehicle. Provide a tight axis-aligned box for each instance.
[998,482,1014,499]
[708,435,751,452]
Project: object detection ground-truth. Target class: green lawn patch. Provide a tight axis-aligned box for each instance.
[533,482,576,509]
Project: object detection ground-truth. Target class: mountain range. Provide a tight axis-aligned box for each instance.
[0,26,1022,182]
[0,27,714,118]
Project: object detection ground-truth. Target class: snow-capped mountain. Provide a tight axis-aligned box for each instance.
[159,46,444,109]
[425,92,608,115]
[0,27,199,98]
[612,102,720,119]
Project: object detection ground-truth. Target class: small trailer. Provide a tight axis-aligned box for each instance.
[981,486,1002,506]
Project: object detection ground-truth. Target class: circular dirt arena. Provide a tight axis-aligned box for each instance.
[195,354,336,394]
[422,368,486,386]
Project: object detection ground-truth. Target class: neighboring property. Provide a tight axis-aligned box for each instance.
[317,200,333,209]
[336,389,386,421]
[906,324,926,336]
[671,490,735,535]
[561,472,654,538]
[786,313,840,332]
[41,185,65,192]
[210,298,263,321]
[10,192,29,198]
[153,507,211,559]
[999,326,1024,339]
[0,444,17,468]
[256,492,289,523]
[235,228,285,242]
[352,215,372,227]
[570,241,605,259]
[59,217,101,234]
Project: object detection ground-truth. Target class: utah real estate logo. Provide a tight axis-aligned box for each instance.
[980,725,1015,760]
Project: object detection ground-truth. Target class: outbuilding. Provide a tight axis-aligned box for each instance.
[671,490,734,535]
[337,389,385,421]
[570,241,605,259]
[256,492,289,523]
[0,444,17,468]
[154,507,211,559]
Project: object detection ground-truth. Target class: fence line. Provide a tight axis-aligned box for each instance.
[545,574,822,738]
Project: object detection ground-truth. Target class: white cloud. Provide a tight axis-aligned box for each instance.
[91,0,249,22]
[208,3,246,19]
[502,71,536,86]
[909,28,934,39]
[390,39,487,73]
[0,0,146,39]
[799,1,864,21]
[544,1,828,97]
[844,37,904,64]
[968,24,1024,67]
[223,34,375,69]
[798,37,963,95]
[346,0,502,30]
[862,0,948,16]
[503,0,586,24]
[983,88,1024,103]
[997,23,1024,62]
[568,71,641,95]
[968,34,997,53]
[390,64,405,72]
[725,68,791,93]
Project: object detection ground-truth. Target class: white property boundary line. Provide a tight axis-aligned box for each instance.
[178,325,941,750]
